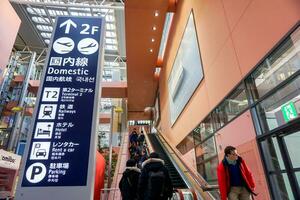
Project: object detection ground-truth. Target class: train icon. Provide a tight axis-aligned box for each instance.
[43,106,53,118]
[38,104,57,120]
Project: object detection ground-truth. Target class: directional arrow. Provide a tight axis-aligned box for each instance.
[59,19,77,34]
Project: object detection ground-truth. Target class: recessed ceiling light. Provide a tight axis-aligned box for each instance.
[150,49,153,53]
[151,38,155,42]
[154,11,159,17]
[152,26,157,31]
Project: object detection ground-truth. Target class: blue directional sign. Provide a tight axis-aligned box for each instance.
[16,16,103,199]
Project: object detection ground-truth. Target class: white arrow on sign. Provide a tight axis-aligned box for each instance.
[59,19,77,34]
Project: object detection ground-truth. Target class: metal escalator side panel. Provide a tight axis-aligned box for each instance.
[146,133,188,189]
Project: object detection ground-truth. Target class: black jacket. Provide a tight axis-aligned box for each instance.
[138,158,173,200]
[119,167,141,200]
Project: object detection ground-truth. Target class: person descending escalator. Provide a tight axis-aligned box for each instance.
[138,152,173,200]
[119,159,141,200]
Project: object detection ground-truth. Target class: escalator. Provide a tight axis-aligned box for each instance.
[147,133,188,189]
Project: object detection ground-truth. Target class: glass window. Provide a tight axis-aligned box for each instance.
[269,173,295,200]
[176,133,194,155]
[105,15,115,22]
[247,27,300,100]
[260,137,285,171]
[41,32,51,39]
[106,31,116,38]
[27,7,46,16]
[197,156,218,184]
[105,38,118,45]
[106,23,116,30]
[212,83,248,130]
[195,136,217,163]
[0,128,11,149]
[36,25,53,32]
[193,115,215,146]
[256,75,300,133]
[32,16,50,24]
[211,108,226,130]
[284,131,300,168]
[295,172,300,191]
[105,45,118,51]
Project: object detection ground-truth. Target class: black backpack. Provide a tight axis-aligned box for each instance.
[147,170,166,198]
[119,170,139,200]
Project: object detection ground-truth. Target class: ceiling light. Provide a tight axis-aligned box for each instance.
[150,49,153,53]
[154,11,159,17]
[152,26,157,31]
[151,38,155,42]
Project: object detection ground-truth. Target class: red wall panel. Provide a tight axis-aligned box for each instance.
[222,0,252,31]
[215,111,270,200]
[232,0,300,76]
[205,39,242,107]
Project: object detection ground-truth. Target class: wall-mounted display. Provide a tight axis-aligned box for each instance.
[153,93,161,127]
[168,11,204,125]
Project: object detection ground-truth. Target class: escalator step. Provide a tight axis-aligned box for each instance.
[147,134,187,189]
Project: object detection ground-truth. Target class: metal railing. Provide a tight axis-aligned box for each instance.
[104,126,204,200]
[101,188,199,200]
[100,188,119,200]
[150,129,220,199]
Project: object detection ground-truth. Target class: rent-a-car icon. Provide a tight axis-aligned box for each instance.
[36,149,47,158]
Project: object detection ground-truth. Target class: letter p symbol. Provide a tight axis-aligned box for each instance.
[26,163,47,183]
[31,166,43,180]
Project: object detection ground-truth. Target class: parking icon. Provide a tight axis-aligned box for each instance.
[26,163,46,183]
[30,142,51,160]
[34,122,54,139]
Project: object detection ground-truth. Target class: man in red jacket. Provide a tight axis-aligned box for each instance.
[217,146,256,200]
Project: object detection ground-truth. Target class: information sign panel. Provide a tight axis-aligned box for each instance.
[15,16,104,200]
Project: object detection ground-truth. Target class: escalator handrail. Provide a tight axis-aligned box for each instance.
[146,132,191,189]
[143,128,208,199]
[142,127,217,199]
[142,127,154,153]
[174,189,185,200]
[155,130,219,198]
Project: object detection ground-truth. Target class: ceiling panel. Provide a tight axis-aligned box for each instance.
[125,0,168,118]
